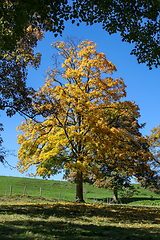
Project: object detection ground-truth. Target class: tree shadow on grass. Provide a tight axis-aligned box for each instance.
[0,203,159,239]
[1,203,159,224]
[0,219,159,240]
[90,197,160,204]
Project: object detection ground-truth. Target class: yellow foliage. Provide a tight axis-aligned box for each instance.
[17,39,153,183]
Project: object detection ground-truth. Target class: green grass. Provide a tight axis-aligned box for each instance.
[0,176,160,205]
[0,176,160,239]
[0,176,114,203]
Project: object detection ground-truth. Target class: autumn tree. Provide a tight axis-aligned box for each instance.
[66,101,156,202]
[1,0,160,68]
[1,1,159,163]
[17,39,129,202]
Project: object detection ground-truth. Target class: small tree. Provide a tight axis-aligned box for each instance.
[148,125,160,192]
[150,125,160,168]
[120,185,138,200]
[17,38,128,202]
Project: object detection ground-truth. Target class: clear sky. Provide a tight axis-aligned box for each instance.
[1,21,160,180]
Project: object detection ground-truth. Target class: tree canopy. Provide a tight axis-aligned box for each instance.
[1,0,160,68]
[17,39,156,202]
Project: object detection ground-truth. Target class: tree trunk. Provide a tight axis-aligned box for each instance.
[112,187,118,203]
[76,171,84,202]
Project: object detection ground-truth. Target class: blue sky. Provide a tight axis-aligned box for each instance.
[1,21,160,180]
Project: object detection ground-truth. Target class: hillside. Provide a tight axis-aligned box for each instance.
[0,176,160,206]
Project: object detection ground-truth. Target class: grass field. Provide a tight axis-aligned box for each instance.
[0,176,160,205]
[0,176,160,239]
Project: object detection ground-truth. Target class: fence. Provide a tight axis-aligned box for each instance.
[3,185,64,201]
[2,185,114,203]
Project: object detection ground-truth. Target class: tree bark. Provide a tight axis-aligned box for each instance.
[76,171,84,202]
[112,187,118,203]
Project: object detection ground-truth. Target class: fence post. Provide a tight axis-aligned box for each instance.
[59,191,62,201]
[23,186,27,196]
[10,185,12,196]
[5,188,7,197]
[40,187,42,197]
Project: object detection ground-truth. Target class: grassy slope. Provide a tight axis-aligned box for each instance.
[0,176,160,205]
[0,176,113,203]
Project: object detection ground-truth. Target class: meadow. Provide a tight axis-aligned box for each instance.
[0,176,160,239]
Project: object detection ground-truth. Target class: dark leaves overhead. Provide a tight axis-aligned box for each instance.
[0,26,43,117]
[1,0,160,68]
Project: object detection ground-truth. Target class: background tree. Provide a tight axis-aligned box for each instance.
[1,0,160,68]
[150,125,160,167]
[148,125,160,193]
[17,39,128,202]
